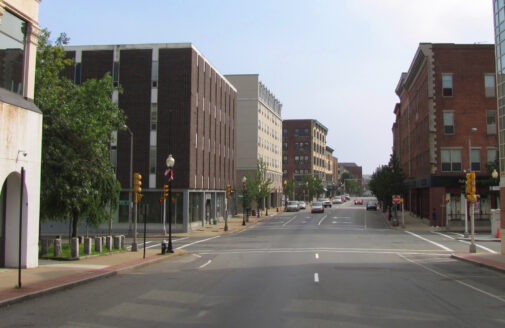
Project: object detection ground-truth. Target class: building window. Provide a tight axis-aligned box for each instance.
[487,110,497,135]
[0,10,26,94]
[471,149,481,171]
[488,147,497,163]
[442,74,453,97]
[485,73,496,97]
[294,128,300,136]
[441,149,461,172]
[443,111,454,134]
[283,142,287,151]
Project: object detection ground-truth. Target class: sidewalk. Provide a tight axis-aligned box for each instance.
[384,208,505,274]
[0,214,271,308]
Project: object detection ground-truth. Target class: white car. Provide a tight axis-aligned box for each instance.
[286,201,299,212]
[332,198,343,204]
[298,201,306,209]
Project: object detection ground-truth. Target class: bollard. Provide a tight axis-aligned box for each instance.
[54,238,62,257]
[105,236,113,251]
[41,239,50,255]
[161,240,168,255]
[71,237,79,258]
[113,236,121,250]
[84,237,92,255]
[95,237,103,253]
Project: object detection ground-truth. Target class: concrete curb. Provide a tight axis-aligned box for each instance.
[451,254,505,274]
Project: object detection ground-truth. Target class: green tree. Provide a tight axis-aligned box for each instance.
[302,175,324,201]
[250,159,272,216]
[35,30,126,237]
[340,172,360,195]
[283,178,295,203]
[369,153,406,212]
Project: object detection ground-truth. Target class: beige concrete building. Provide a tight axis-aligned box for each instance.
[0,0,41,268]
[225,74,283,209]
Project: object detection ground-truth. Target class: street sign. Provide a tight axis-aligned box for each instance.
[119,200,130,206]
[392,195,401,205]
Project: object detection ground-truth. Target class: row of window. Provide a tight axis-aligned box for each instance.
[258,120,280,140]
[443,110,496,135]
[441,73,495,97]
[441,148,497,172]
[258,136,280,154]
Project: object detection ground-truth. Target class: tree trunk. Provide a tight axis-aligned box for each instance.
[72,210,79,238]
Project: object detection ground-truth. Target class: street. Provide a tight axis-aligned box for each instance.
[1,200,504,327]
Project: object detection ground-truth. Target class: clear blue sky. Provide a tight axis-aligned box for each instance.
[39,0,494,174]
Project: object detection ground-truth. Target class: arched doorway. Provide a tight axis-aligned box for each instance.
[0,171,28,268]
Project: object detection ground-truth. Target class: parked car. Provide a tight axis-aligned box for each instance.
[319,198,332,208]
[286,201,300,212]
[332,198,343,204]
[298,201,306,209]
[311,202,325,213]
[354,199,363,205]
[366,201,377,210]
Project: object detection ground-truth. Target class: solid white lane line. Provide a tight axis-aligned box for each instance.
[315,253,319,259]
[398,254,505,303]
[314,273,319,283]
[405,231,453,252]
[283,216,297,226]
[318,215,327,225]
[193,254,202,258]
[179,236,221,249]
[432,232,498,254]
[199,260,212,269]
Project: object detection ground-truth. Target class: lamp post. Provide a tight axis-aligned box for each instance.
[305,181,309,202]
[166,154,175,253]
[283,180,288,211]
[242,176,247,226]
[123,125,134,236]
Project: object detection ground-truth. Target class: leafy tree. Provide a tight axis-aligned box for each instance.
[340,172,360,195]
[35,30,125,237]
[302,175,324,201]
[249,159,272,216]
[283,178,295,202]
[369,153,406,212]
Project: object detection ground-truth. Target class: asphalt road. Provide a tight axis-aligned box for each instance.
[1,200,504,327]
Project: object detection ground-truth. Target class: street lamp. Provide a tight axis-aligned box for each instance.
[166,154,175,253]
[123,125,134,236]
[283,180,288,211]
[242,176,247,226]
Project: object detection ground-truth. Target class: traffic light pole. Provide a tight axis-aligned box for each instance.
[132,193,138,251]
[162,197,167,236]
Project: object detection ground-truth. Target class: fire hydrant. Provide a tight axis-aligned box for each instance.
[161,240,168,255]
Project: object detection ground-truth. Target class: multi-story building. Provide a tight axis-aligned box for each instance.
[339,163,363,185]
[64,43,237,232]
[225,74,283,209]
[492,0,505,251]
[394,43,497,226]
[0,0,41,268]
[325,146,335,196]
[282,119,329,199]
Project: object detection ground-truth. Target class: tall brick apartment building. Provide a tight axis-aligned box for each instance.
[393,43,498,226]
[282,119,330,199]
[64,44,237,232]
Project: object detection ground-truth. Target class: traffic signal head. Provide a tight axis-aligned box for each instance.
[163,184,169,198]
[133,173,142,194]
[226,184,231,196]
[466,172,476,195]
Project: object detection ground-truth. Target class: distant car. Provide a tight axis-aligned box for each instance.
[286,201,299,212]
[344,194,351,201]
[354,199,363,205]
[332,198,343,204]
[366,201,377,210]
[319,199,332,208]
[298,201,306,209]
[311,202,325,213]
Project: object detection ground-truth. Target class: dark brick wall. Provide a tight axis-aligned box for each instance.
[81,50,113,82]
[116,49,152,189]
[158,48,192,188]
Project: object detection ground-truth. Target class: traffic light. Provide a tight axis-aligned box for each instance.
[226,184,231,200]
[133,173,142,203]
[465,172,476,202]
[163,184,169,199]
[133,173,142,194]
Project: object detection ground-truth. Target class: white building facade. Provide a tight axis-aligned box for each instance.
[0,0,42,268]
[225,74,283,209]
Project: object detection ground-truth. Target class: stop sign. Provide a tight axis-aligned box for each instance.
[392,195,401,204]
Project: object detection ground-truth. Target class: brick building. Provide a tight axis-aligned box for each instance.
[282,119,329,200]
[393,43,498,227]
[64,43,237,232]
